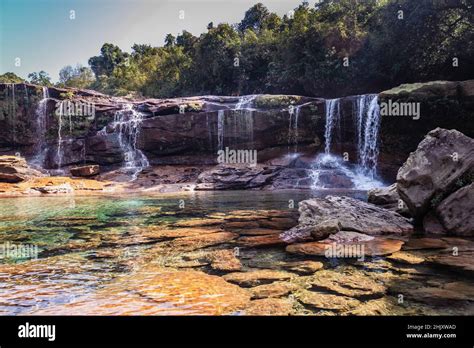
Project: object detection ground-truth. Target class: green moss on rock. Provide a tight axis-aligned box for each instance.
[254,95,302,109]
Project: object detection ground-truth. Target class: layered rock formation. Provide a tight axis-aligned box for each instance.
[1,80,473,185]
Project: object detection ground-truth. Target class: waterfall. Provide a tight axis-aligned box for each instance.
[217,110,225,151]
[288,105,302,154]
[235,95,256,109]
[234,96,255,148]
[324,98,341,154]
[56,107,63,169]
[354,94,381,178]
[310,95,383,190]
[32,87,50,167]
[110,104,149,179]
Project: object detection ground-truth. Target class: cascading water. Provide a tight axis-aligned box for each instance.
[228,95,256,149]
[324,98,341,154]
[56,106,64,170]
[217,110,225,151]
[288,105,301,154]
[109,104,149,179]
[32,87,49,167]
[311,95,383,190]
[354,94,381,178]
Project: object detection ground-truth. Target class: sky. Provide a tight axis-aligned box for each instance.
[0,0,305,82]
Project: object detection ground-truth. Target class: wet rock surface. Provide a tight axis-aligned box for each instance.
[0,192,473,316]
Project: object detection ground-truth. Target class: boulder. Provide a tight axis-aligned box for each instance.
[368,183,409,215]
[286,196,413,240]
[70,164,100,177]
[0,156,42,182]
[397,128,474,218]
[436,183,474,236]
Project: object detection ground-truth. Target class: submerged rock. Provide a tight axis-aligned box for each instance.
[244,298,294,315]
[296,290,360,312]
[427,252,474,275]
[250,281,299,299]
[205,249,242,272]
[32,266,251,315]
[306,268,386,299]
[223,269,293,287]
[286,231,404,257]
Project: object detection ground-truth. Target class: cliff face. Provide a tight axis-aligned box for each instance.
[0,80,473,182]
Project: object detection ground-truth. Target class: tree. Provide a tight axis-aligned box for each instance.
[164,34,176,47]
[58,64,95,89]
[88,43,129,78]
[28,71,52,86]
[0,72,24,83]
[238,3,270,32]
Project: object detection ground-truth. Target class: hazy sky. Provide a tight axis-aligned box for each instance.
[0,0,305,82]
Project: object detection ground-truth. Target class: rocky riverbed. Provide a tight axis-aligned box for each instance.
[0,80,473,316]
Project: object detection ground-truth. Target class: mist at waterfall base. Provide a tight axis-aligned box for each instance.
[297,94,384,191]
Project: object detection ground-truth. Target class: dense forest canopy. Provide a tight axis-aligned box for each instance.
[2,0,473,98]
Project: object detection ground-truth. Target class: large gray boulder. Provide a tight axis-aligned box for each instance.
[281,196,413,243]
[397,128,474,219]
[436,183,474,236]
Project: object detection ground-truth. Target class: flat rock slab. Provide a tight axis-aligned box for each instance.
[244,298,294,315]
[137,227,223,240]
[159,232,238,252]
[402,238,449,250]
[306,269,386,299]
[281,260,324,275]
[250,281,299,299]
[286,231,404,257]
[296,290,360,311]
[387,251,425,265]
[32,267,251,315]
[237,234,287,248]
[427,252,474,275]
[205,249,242,272]
[223,269,293,287]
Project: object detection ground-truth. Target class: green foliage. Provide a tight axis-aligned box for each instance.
[0,72,25,83]
[64,0,473,98]
[58,64,95,89]
[27,71,52,86]
[59,91,75,99]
